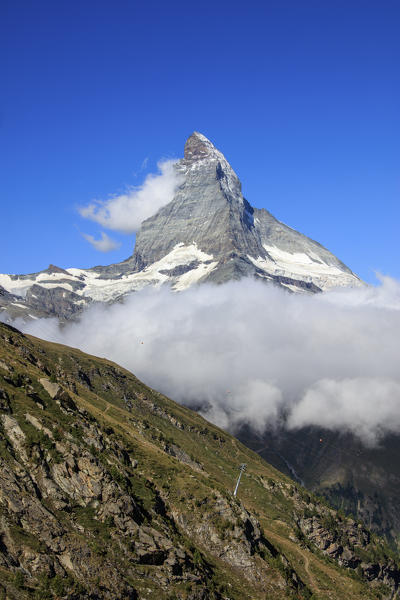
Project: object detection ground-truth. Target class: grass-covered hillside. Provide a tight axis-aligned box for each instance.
[0,322,399,599]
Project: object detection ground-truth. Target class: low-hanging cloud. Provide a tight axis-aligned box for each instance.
[288,378,400,445]
[79,160,183,233]
[18,275,400,446]
[82,231,121,252]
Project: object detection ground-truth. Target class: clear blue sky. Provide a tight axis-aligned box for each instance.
[1,0,399,283]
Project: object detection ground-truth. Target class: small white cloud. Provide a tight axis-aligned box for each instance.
[79,159,183,234]
[82,232,120,252]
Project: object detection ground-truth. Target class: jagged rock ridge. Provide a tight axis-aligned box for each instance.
[0,133,362,321]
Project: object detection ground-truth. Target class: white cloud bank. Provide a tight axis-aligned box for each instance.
[288,378,400,445]
[79,160,183,234]
[82,232,121,252]
[18,275,400,446]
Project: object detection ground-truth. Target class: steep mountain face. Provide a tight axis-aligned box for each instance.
[131,133,361,292]
[0,133,362,321]
[1,322,399,600]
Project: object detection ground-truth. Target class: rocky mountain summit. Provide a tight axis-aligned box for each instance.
[1,321,399,599]
[0,133,362,321]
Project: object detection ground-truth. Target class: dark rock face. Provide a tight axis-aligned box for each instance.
[0,286,23,318]
[25,285,91,320]
[0,133,362,322]
[296,501,400,591]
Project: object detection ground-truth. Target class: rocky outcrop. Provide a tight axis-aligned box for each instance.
[25,284,90,320]
[299,512,400,590]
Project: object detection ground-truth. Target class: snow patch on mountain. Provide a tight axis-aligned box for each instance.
[68,243,217,300]
[0,272,79,298]
[0,243,217,307]
[247,244,360,291]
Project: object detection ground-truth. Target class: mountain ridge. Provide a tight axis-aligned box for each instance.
[0,132,362,322]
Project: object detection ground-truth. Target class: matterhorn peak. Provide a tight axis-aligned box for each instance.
[0,133,363,322]
[181,132,242,200]
[183,132,223,162]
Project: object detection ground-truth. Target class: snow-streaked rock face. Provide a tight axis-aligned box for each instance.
[0,132,363,321]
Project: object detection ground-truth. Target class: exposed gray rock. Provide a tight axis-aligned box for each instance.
[0,387,10,412]
[25,284,90,320]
